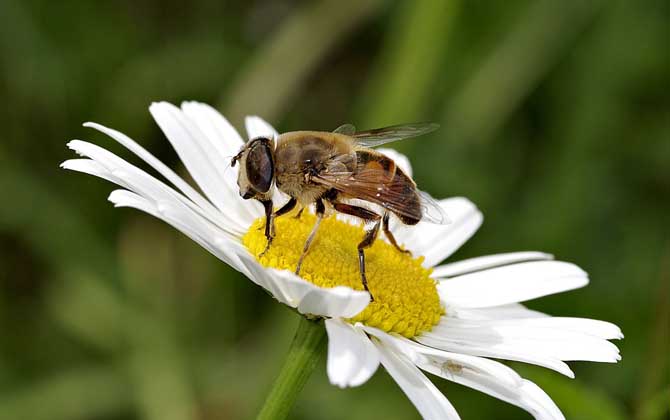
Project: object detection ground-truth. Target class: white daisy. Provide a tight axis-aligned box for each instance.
[62,101,622,420]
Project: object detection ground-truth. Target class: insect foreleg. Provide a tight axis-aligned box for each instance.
[331,202,381,300]
[259,199,274,257]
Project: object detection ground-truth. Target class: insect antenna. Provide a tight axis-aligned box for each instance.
[220,153,239,176]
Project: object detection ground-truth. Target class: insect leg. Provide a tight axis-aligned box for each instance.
[293,207,304,219]
[259,199,274,257]
[295,199,325,275]
[382,212,411,255]
[274,197,297,218]
[331,203,381,300]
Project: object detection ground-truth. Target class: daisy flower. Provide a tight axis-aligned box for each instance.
[62,101,622,420]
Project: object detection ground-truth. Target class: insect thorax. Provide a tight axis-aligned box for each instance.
[274,132,354,203]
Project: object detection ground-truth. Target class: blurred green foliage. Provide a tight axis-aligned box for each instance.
[1,0,668,419]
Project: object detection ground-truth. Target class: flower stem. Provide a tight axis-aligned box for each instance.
[256,316,327,420]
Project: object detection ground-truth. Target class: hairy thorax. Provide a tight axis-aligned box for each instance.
[274,132,355,204]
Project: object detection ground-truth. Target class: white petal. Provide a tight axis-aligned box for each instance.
[255,268,339,309]
[245,115,279,140]
[81,122,247,231]
[417,312,622,377]
[65,140,242,237]
[68,120,370,317]
[109,190,307,306]
[416,337,574,377]
[364,326,522,387]
[64,151,250,277]
[179,101,261,225]
[514,380,566,420]
[443,317,623,340]
[296,283,370,318]
[65,155,361,314]
[325,319,380,388]
[259,269,369,317]
[108,189,159,215]
[393,197,482,267]
[365,327,566,419]
[66,111,369,317]
[149,102,260,224]
[450,303,549,320]
[107,189,251,278]
[61,158,119,185]
[377,147,412,177]
[433,252,554,278]
[420,354,565,420]
[416,321,575,377]
[374,339,461,420]
[180,101,244,155]
[438,261,588,308]
[429,319,621,363]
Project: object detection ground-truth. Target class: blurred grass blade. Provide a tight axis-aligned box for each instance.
[357,0,460,126]
[48,271,125,352]
[120,221,199,420]
[0,163,115,275]
[637,386,670,420]
[515,365,628,420]
[222,0,384,124]
[125,315,198,420]
[444,0,604,144]
[0,367,130,420]
[0,0,67,123]
[635,249,670,420]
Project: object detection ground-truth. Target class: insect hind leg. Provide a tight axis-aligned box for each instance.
[382,212,411,255]
[357,221,381,300]
[331,202,381,300]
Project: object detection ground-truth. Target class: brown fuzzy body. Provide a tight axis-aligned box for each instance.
[274,131,355,205]
[233,123,441,298]
[274,131,421,224]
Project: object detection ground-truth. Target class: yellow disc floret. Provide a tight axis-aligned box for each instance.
[243,212,443,338]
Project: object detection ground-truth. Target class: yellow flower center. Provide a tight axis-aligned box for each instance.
[243,212,443,338]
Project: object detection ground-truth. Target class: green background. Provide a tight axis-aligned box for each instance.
[1,1,668,419]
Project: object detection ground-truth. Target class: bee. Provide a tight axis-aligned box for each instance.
[231,123,448,299]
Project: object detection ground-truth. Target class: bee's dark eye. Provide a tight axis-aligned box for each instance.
[246,139,274,193]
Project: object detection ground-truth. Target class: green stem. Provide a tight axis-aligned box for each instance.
[256,316,327,420]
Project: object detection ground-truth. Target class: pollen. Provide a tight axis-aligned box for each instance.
[242,212,444,338]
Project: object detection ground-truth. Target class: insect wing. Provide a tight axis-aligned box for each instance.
[350,122,440,147]
[333,123,356,135]
[417,190,450,224]
[314,166,449,225]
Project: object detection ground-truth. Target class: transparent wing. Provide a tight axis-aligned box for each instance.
[417,190,451,224]
[333,123,356,135]
[349,122,440,147]
[313,166,449,225]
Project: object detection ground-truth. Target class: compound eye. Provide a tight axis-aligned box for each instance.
[245,139,274,193]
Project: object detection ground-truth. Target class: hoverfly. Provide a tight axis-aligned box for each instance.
[231,123,448,299]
